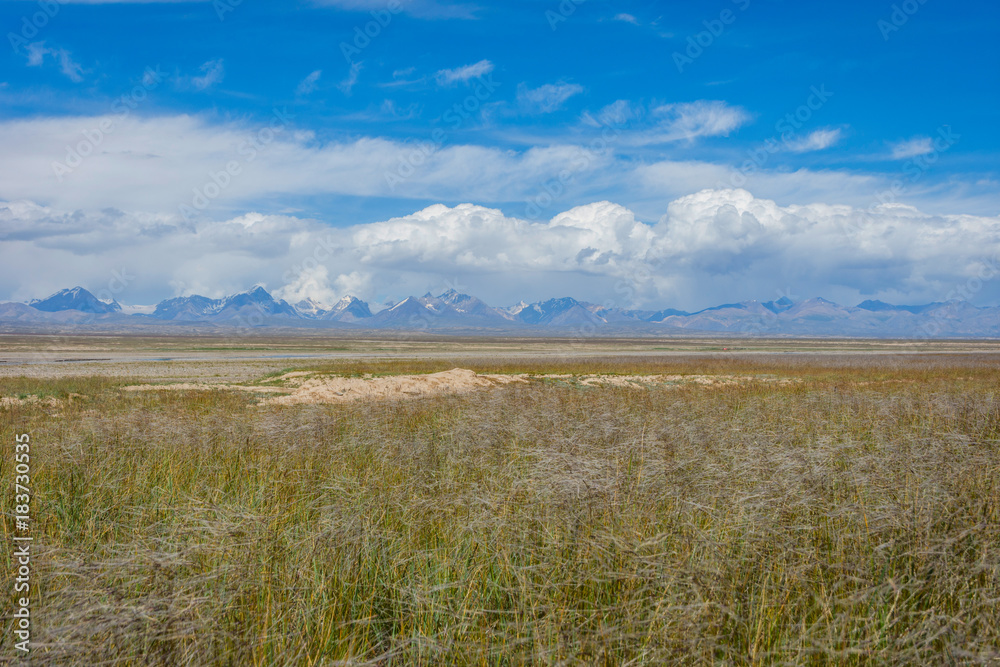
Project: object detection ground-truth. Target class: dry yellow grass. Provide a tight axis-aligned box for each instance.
[1,351,998,665]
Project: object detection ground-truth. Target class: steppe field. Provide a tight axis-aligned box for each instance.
[1,333,999,665]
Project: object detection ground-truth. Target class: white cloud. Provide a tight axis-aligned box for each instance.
[57,1,210,3]
[274,263,340,305]
[296,69,322,96]
[310,0,478,18]
[57,51,85,82]
[890,136,934,159]
[783,127,842,153]
[648,101,750,142]
[516,82,583,114]
[173,59,225,92]
[581,99,641,128]
[339,62,362,94]
[378,99,419,120]
[435,59,493,86]
[23,42,84,82]
[3,191,999,311]
[586,100,750,147]
[25,42,47,67]
[0,114,620,213]
[190,59,225,91]
[614,13,639,24]
[65,0,473,10]
[0,112,991,234]
[333,270,373,299]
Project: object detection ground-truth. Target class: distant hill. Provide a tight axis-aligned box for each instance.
[29,287,121,314]
[151,286,297,323]
[3,285,1000,337]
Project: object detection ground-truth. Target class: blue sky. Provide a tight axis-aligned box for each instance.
[1,0,998,309]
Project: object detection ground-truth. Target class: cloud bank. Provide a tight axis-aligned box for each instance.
[2,190,998,312]
[2,112,967,222]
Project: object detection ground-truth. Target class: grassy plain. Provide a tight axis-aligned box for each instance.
[1,335,998,664]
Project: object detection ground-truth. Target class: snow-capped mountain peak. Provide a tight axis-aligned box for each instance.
[9,286,1000,336]
[28,286,122,314]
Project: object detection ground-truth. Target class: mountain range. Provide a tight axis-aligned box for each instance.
[1,286,999,337]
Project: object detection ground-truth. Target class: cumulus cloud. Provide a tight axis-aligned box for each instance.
[2,191,999,311]
[274,263,340,305]
[343,193,1000,308]
[333,270,373,299]
[435,59,493,86]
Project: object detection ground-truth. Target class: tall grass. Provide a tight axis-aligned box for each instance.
[1,355,998,664]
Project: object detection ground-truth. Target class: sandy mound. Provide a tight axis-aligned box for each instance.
[120,369,526,404]
[118,370,797,406]
[266,368,526,405]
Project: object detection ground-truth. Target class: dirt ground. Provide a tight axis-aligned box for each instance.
[115,368,796,405]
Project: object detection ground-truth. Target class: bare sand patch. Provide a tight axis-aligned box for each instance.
[272,371,314,385]
[266,368,527,405]
[577,374,667,388]
[565,374,795,389]
[117,370,797,406]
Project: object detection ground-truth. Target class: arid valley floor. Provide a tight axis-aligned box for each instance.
[2,334,999,664]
